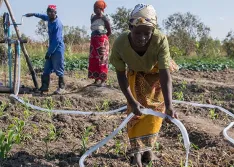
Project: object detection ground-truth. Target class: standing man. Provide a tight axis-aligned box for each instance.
[25,5,65,94]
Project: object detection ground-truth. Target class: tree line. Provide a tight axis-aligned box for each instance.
[1,7,234,57]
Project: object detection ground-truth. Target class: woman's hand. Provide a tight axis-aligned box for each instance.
[165,106,178,123]
[130,101,144,116]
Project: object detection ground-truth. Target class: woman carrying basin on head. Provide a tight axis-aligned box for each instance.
[110,4,178,167]
[88,0,111,87]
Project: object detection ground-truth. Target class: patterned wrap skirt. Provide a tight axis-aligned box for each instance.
[127,60,178,154]
[88,34,109,81]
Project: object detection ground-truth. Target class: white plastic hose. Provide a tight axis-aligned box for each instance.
[79,109,190,167]
[172,100,234,118]
[173,100,234,145]
[223,122,234,145]
[10,94,127,115]
[10,46,127,115]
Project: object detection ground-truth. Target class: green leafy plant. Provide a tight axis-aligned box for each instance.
[146,161,153,167]
[114,139,122,155]
[191,143,199,150]
[8,118,26,144]
[96,100,110,112]
[34,124,60,158]
[173,91,184,101]
[209,109,218,120]
[23,108,31,120]
[0,130,16,159]
[0,102,7,117]
[81,126,94,154]
[155,142,160,152]
[175,57,234,72]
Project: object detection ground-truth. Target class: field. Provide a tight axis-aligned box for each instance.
[0,44,233,167]
[1,1,234,166]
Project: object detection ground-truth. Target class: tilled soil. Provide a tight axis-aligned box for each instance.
[0,70,233,167]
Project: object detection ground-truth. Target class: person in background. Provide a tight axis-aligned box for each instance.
[88,0,111,87]
[25,5,65,94]
[110,4,178,167]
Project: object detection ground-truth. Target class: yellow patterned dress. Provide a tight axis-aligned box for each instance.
[110,30,178,154]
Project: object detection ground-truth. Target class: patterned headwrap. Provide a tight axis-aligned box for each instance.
[94,0,107,12]
[48,5,57,11]
[129,4,157,28]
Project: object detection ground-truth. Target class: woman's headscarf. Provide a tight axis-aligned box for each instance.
[94,0,107,12]
[129,4,157,28]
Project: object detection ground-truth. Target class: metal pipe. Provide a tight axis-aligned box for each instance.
[7,26,12,90]
[13,42,18,94]
[0,86,11,93]
[3,0,39,89]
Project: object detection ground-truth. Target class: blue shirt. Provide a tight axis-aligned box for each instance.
[34,13,65,55]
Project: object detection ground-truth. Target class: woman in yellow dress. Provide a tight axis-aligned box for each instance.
[110,4,178,167]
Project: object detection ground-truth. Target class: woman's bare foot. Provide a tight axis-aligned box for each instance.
[142,150,158,163]
[132,153,143,167]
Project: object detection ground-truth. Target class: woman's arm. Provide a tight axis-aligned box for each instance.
[104,20,111,37]
[116,70,142,116]
[159,69,177,118]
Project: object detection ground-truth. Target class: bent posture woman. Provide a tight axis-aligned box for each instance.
[110,4,178,167]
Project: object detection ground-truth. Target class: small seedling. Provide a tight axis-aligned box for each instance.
[114,139,122,155]
[155,142,160,152]
[64,98,73,108]
[23,108,31,120]
[8,117,26,144]
[34,124,60,158]
[178,134,183,144]
[102,100,110,111]
[209,109,218,120]
[43,97,55,110]
[146,161,153,167]
[0,102,7,117]
[191,143,199,150]
[81,126,94,154]
[32,124,39,135]
[0,130,16,159]
[173,91,184,101]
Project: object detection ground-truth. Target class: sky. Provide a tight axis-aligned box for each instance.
[1,0,234,41]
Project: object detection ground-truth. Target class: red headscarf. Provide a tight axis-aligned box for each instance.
[94,0,107,12]
[48,5,57,11]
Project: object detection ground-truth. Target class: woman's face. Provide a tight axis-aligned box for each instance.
[130,25,154,48]
[94,7,102,16]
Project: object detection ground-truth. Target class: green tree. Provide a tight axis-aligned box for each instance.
[111,6,132,33]
[163,12,210,56]
[35,20,48,42]
[198,37,222,57]
[164,12,210,40]
[223,31,234,57]
[63,26,89,45]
